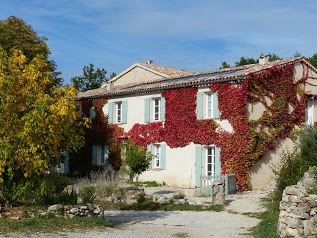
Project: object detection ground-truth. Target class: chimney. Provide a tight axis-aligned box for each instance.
[259,54,270,65]
[146,60,153,65]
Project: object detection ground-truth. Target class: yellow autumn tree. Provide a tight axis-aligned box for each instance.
[0,49,89,184]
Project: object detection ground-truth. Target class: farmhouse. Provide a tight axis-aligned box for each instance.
[76,56,317,191]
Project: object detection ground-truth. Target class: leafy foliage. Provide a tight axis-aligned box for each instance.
[307,53,317,69]
[0,16,62,86]
[71,63,114,92]
[122,139,153,188]
[128,61,311,190]
[271,127,317,209]
[0,49,89,203]
[3,173,72,205]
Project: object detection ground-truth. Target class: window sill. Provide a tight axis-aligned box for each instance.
[151,168,161,171]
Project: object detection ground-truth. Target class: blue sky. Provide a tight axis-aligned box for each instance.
[1,0,316,85]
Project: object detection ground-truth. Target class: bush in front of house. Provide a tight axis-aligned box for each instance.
[2,172,73,205]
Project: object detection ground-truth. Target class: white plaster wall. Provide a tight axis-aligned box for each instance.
[101,88,234,188]
[140,143,196,188]
[103,93,162,132]
[249,62,317,189]
[249,138,295,189]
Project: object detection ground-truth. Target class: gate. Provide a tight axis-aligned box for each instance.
[199,174,236,196]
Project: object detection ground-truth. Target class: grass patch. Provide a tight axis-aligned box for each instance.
[129,180,165,187]
[250,196,279,238]
[100,198,224,212]
[0,215,110,233]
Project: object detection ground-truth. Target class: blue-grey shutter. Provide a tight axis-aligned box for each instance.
[144,98,150,123]
[108,102,113,124]
[197,92,203,119]
[195,146,203,187]
[104,144,109,166]
[147,144,153,169]
[122,101,128,124]
[215,146,221,177]
[92,145,97,165]
[161,96,166,122]
[63,150,69,174]
[160,144,166,170]
[89,106,96,119]
[213,93,220,119]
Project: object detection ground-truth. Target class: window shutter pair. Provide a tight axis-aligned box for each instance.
[144,97,166,123]
[91,144,109,166]
[195,145,221,187]
[108,101,128,124]
[146,144,166,170]
[196,92,220,119]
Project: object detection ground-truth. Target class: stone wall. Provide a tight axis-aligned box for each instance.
[278,167,317,237]
[47,203,104,218]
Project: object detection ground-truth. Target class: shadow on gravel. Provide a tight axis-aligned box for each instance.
[104,210,175,226]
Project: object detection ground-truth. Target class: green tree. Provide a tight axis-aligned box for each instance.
[219,61,231,69]
[307,53,317,69]
[0,16,62,86]
[268,53,283,61]
[0,49,89,203]
[235,56,258,66]
[71,64,114,92]
[122,139,153,189]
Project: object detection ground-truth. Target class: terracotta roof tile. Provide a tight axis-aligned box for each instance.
[76,57,307,100]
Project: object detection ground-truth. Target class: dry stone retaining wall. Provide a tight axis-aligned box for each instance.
[278,167,317,237]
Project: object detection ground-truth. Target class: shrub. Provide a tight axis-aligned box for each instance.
[2,173,71,205]
[271,127,317,210]
[77,170,124,202]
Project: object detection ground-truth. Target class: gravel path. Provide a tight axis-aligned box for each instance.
[1,188,271,238]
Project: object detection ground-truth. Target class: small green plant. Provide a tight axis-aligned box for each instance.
[129,180,164,187]
[78,185,96,203]
[121,139,153,190]
[77,170,124,202]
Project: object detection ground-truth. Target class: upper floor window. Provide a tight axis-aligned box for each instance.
[206,93,213,118]
[108,101,128,124]
[89,106,96,119]
[116,102,122,123]
[197,91,219,119]
[145,96,165,123]
[152,98,161,121]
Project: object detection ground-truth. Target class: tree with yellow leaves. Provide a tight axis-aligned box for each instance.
[0,49,89,203]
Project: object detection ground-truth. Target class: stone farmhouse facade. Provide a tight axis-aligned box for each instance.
[76,56,317,191]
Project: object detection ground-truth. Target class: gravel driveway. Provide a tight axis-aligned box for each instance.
[1,188,271,238]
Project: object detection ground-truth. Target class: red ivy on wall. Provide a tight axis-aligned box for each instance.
[128,62,312,191]
[80,98,124,170]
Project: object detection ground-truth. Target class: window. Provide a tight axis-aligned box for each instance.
[197,91,219,119]
[152,98,161,121]
[116,102,122,123]
[108,101,128,124]
[206,146,216,177]
[306,96,317,127]
[195,145,220,187]
[154,144,161,168]
[206,93,213,118]
[89,106,96,119]
[147,143,166,170]
[92,144,109,166]
[144,97,165,123]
